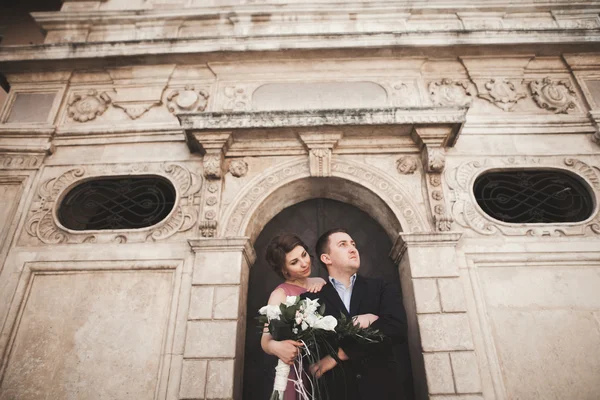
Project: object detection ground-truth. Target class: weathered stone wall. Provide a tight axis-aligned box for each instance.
[1,1,599,399]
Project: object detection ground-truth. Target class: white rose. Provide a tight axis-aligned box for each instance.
[301,321,309,331]
[285,296,298,306]
[312,315,337,331]
[304,313,318,327]
[259,305,282,320]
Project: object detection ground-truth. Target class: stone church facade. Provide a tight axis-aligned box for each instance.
[1,1,599,399]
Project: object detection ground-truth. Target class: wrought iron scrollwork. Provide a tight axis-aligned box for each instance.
[58,177,176,230]
[473,170,594,224]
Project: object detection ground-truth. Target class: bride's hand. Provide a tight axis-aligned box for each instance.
[270,340,303,365]
[306,277,327,293]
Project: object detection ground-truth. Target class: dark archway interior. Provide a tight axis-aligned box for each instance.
[242,198,414,399]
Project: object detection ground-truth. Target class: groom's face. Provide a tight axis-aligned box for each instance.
[324,231,360,274]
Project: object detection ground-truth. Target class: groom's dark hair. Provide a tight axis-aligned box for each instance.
[315,228,350,269]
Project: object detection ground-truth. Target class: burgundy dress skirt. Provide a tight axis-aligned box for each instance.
[274,283,308,400]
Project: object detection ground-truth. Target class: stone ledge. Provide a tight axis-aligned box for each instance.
[1,30,599,64]
[179,107,467,131]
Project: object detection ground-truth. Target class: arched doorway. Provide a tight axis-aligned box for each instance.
[242,198,414,399]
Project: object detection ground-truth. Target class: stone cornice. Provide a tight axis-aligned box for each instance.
[1,30,599,64]
[178,108,467,131]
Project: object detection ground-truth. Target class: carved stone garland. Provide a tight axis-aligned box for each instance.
[446,157,600,236]
[23,163,203,244]
[476,78,528,111]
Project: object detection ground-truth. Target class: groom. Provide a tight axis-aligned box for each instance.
[303,228,407,400]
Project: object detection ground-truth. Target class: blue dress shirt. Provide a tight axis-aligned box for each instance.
[328,274,357,313]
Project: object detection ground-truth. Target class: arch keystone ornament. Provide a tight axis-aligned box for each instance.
[298,131,343,177]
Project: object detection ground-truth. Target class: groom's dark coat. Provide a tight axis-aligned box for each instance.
[302,275,408,400]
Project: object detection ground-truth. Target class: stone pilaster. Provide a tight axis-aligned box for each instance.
[183,237,256,400]
[391,232,483,400]
[411,125,458,232]
[186,131,233,238]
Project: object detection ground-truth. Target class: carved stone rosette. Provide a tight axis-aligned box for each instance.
[477,78,528,111]
[529,77,578,114]
[429,78,474,107]
[446,157,600,236]
[22,163,202,245]
[67,90,111,122]
[396,156,418,175]
[228,160,248,178]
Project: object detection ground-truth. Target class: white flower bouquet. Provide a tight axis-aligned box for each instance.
[258,296,383,400]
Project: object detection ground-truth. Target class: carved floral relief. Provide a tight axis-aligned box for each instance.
[477,78,528,111]
[67,90,111,122]
[529,77,578,114]
[429,79,474,107]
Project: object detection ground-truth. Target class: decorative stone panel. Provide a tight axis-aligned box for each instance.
[446,156,600,237]
[21,162,202,245]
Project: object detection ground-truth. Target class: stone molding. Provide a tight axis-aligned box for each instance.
[28,5,600,47]
[446,156,600,237]
[187,237,256,266]
[21,162,203,245]
[4,30,598,63]
[179,108,467,131]
[0,148,51,170]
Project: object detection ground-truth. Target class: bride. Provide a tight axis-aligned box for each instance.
[261,233,326,399]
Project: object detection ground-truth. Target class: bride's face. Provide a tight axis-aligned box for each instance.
[283,245,311,280]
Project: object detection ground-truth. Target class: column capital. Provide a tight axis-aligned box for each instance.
[390,232,462,264]
[188,236,256,266]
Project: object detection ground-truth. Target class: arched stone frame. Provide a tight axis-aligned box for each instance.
[219,157,430,241]
[211,157,452,399]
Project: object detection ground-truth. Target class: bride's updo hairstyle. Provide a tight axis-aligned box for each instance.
[265,234,310,279]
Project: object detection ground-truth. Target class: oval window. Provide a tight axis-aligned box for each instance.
[473,170,595,224]
[58,176,176,230]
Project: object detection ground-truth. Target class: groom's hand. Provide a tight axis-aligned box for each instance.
[309,355,337,378]
[353,313,379,328]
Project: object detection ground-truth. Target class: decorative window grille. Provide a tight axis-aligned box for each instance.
[58,176,176,230]
[473,170,595,224]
